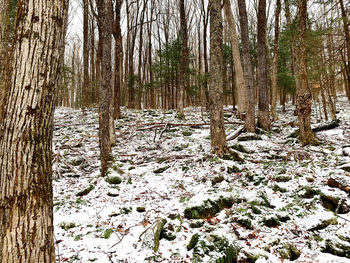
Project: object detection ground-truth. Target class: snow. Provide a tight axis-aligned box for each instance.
[53,96,350,262]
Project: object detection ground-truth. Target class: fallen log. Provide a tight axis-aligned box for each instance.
[137,121,244,131]
[227,126,245,141]
[289,119,340,138]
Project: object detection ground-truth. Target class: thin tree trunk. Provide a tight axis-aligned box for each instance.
[82,0,89,109]
[257,0,271,130]
[113,0,122,119]
[271,0,281,121]
[223,0,246,114]
[296,0,314,145]
[238,0,256,133]
[0,1,68,262]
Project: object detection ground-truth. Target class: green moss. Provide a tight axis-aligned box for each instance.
[154,166,170,174]
[275,175,292,182]
[182,131,193,136]
[227,165,241,173]
[263,216,281,227]
[76,184,94,197]
[103,229,114,239]
[105,176,122,185]
[187,233,200,251]
[136,206,146,213]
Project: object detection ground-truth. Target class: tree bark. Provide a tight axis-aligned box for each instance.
[209,0,228,156]
[257,0,271,130]
[96,0,114,175]
[178,0,188,119]
[237,0,256,133]
[296,0,314,145]
[271,0,281,121]
[0,0,68,262]
[82,0,89,109]
[339,0,350,97]
[223,0,246,114]
[113,0,122,119]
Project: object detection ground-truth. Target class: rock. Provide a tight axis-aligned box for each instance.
[107,190,119,197]
[231,144,252,154]
[277,213,291,223]
[121,206,132,214]
[153,166,170,174]
[320,194,350,214]
[300,186,320,198]
[272,184,287,193]
[238,134,262,141]
[105,175,122,185]
[227,165,241,173]
[142,218,167,252]
[190,220,205,228]
[59,222,76,231]
[222,150,243,161]
[69,156,85,166]
[308,217,338,231]
[160,228,176,241]
[263,215,281,227]
[343,147,350,156]
[187,233,200,251]
[76,184,94,196]
[212,175,225,185]
[184,195,235,219]
[244,249,269,262]
[182,131,193,136]
[328,174,350,193]
[339,164,350,172]
[277,243,301,261]
[322,228,350,259]
[235,215,253,229]
[274,175,292,182]
[136,206,146,213]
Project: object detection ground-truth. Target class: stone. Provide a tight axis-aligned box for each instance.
[187,233,200,251]
[322,228,350,259]
[142,218,167,252]
[277,243,301,261]
[136,206,146,213]
[328,174,350,193]
[263,215,281,227]
[76,184,94,197]
[105,176,122,185]
[238,134,262,141]
[153,166,170,174]
[320,194,350,214]
[308,217,338,231]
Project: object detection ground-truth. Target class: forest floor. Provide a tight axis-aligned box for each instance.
[53,96,350,263]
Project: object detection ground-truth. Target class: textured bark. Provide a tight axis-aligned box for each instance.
[82,0,89,109]
[339,0,350,96]
[0,0,10,124]
[223,0,246,113]
[271,0,281,121]
[96,0,114,176]
[296,0,314,145]
[0,0,68,262]
[257,0,271,130]
[178,0,188,119]
[209,0,228,156]
[113,0,122,119]
[237,0,256,133]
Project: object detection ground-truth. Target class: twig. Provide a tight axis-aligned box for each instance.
[227,126,245,141]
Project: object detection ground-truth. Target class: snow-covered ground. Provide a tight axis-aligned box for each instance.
[53,96,350,262]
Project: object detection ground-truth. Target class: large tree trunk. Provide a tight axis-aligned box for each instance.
[339,0,350,97]
[271,0,281,121]
[209,0,228,156]
[257,0,271,130]
[0,0,68,262]
[178,0,188,119]
[237,0,256,133]
[96,0,114,175]
[296,0,314,145]
[223,0,246,114]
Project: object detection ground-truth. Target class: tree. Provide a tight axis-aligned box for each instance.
[237,0,256,133]
[296,0,314,145]
[82,0,90,109]
[271,0,281,121]
[223,0,246,115]
[0,0,68,261]
[178,0,188,119]
[257,0,271,130]
[96,0,114,175]
[209,0,228,156]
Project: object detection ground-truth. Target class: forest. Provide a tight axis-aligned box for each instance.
[0,0,350,262]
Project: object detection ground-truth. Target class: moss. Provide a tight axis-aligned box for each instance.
[309,217,338,231]
[212,175,225,185]
[250,205,262,215]
[69,157,85,166]
[272,184,287,193]
[103,229,114,239]
[187,233,200,251]
[190,220,205,228]
[263,216,281,227]
[227,165,241,173]
[76,184,94,197]
[154,166,170,174]
[107,191,119,197]
[160,229,176,241]
[136,206,146,212]
[275,175,292,182]
[121,206,132,214]
[231,144,251,153]
[105,176,122,185]
[235,216,252,229]
[182,131,193,136]
[59,222,76,231]
[238,134,262,141]
[222,150,243,161]
[300,186,320,198]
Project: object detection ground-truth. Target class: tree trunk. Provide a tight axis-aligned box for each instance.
[0,0,68,262]
[271,0,281,121]
[113,0,122,119]
[209,0,228,156]
[178,0,188,119]
[82,0,89,109]
[223,0,246,114]
[96,0,114,176]
[237,0,256,133]
[296,0,314,145]
[339,0,350,97]
[257,0,271,130]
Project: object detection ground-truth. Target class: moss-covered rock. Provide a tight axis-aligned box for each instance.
[190,220,205,229]
[184,195,235,219]
[76,184,94,196]
[320,193,350,214]
[308,217,338,231]
[105,176,122,185]
[263,215,281,227]
[300,186,320,198]
[136,206,146,213]
[231,144,251,154]
[275,175,292,182]
[142,218,167,252]
[235,216,253,229]
[322,228,350,259]
[238,134,262,141]
[227,165,241,173]
[160,228,176,241]
[222,150,243,161]
[153,166,170,174]
[212,175,225,185]
[277,243,301,261]
[187,233,200,251]
[69,156,85,166]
